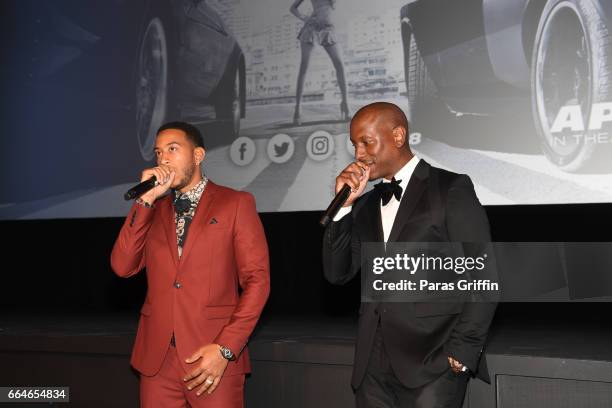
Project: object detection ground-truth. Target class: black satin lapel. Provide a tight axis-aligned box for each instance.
[363,191,384,243]
[387,161,430,243]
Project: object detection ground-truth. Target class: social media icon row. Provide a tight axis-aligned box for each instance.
[230,131,342,166]
[267,133,294,164]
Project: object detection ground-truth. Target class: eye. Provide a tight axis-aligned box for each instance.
[170,146,177,152]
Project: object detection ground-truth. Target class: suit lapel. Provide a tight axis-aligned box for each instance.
[363,190,384,243]
[160,195,179,268]
[387,160,430,243]
[178,181,217,266]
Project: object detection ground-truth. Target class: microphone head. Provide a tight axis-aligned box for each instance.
[123,175,158,201]
[174,197,191,214]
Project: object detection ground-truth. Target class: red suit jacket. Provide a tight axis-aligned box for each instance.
[111,181,270,377]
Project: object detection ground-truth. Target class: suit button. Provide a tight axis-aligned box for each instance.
[174,282,181,289]
[374,308,379,315]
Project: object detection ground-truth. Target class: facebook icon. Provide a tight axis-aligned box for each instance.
[239,143,247,161]
[230,137,256,166]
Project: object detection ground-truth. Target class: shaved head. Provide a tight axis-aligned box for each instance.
[352,102,410,139]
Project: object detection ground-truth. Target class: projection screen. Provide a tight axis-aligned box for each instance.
[2,0,612,219]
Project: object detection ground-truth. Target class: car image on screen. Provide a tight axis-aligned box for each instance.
[400,0,612,172]
[2,0,246,204]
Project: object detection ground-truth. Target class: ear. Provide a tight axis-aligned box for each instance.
[194,146,206,165]
[392,126,407,148]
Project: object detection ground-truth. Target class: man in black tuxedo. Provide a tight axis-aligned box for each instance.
[323,102,497,407]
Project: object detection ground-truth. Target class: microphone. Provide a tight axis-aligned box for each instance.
[319,184,351,227]
[124,176,157,201]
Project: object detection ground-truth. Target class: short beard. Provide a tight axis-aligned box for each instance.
[175,164,197,191]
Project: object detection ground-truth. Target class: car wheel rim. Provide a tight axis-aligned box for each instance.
[232,69,241,136]
[535,2,591,164]
[136,17,168,161]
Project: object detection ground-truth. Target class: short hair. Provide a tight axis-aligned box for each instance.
[157,121,204,149]
[352,102,409,133]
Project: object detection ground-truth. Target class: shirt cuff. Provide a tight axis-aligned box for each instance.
[333,205,352,221]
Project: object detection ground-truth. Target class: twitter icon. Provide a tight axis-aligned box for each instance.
[274,142,289,157]
[267,134,295,164]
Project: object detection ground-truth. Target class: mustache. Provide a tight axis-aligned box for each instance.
[356,159,375,166]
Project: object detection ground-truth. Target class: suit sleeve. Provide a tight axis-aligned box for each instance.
[110,203,156,278]
[443,175,498,372]
[322,209,362,285]
[214,192,270,356]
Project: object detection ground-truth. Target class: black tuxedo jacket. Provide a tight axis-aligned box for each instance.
[323,160,497,389]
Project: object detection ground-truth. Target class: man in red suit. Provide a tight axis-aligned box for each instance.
[111,121,270,408]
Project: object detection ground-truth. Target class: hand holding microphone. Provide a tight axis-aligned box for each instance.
[126,165,175,204]
[320,161,370,226]
[335,161,370,207]
[140,165,176,204]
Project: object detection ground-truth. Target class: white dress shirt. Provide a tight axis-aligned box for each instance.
[334,156,421,242]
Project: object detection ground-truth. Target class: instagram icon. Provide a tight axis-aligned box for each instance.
[306,130,334,161]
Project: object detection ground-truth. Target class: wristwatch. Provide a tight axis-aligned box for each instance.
[135,198,154,208]
[219,345,236,361]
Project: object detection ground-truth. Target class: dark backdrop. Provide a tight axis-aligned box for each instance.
[2,205,612,324]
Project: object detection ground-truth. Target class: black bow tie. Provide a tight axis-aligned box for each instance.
[374,177,403,206]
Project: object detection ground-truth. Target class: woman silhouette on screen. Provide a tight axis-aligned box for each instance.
[290,0,349,125]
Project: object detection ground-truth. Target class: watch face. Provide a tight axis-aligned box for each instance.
[221,347,234,359]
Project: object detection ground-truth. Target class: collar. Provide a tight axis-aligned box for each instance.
[173,175,208,205]
[382,155,420,199]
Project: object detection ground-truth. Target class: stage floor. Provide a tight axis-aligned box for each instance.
[1,312,612,407]
[1,312,611,362]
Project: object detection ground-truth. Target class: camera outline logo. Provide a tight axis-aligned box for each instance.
[230,136,256,166]
[267,133,295,164]
[306,130,334,161]
[312,136,328,155]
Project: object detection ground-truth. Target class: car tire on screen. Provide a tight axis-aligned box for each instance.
[532,0,612,171]
[402,24,451,131]
[135,9,177,161]
[215,56,244,139]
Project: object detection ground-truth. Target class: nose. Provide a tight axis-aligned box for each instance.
[158,152,171,165]
[355,145,366,162]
